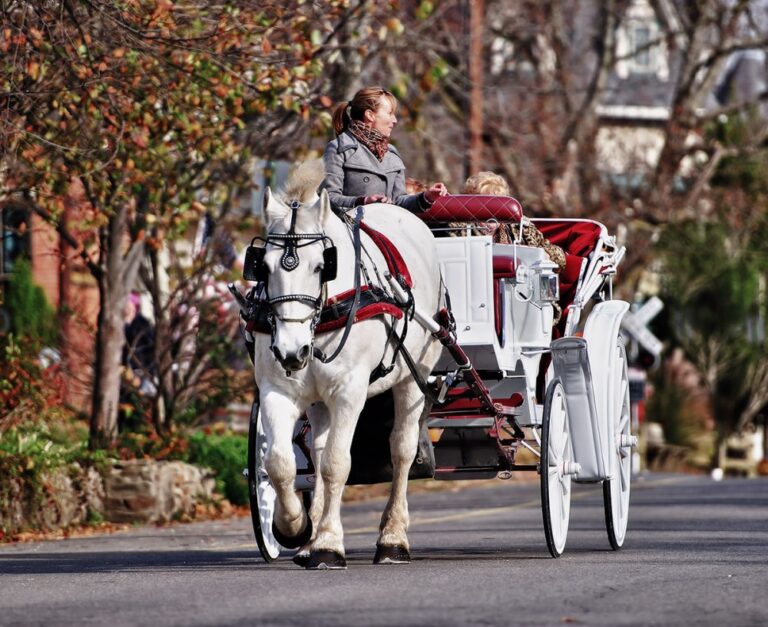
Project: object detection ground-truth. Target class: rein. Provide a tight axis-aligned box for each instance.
[312,206,364,364]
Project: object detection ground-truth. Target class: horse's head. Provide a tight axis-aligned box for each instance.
[252,162,337,373]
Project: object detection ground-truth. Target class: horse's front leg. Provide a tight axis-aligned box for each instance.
[291,402,330,566]
[261,392,311,548]
[306,386,367,570]
[375,379,425,564]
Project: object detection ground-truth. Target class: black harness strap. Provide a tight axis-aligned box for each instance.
[313,206,364,364]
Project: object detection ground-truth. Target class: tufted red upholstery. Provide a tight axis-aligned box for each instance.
[420,195,523,223]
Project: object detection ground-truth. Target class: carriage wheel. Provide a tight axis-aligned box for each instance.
[603,340,633,550]
[247,400,283,562]
[540,379,575,558]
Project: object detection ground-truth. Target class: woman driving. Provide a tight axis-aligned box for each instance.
[321,86,446,214]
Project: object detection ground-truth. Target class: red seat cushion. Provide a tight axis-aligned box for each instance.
[492,256,517,338]
[420,194,523,223]
[492,255,517,277]
[533,220,602,258]
[555,252,586,336]
[531,221,601,336]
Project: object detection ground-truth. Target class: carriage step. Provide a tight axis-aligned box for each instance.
[428,417,495,428]
[619,434,638,448]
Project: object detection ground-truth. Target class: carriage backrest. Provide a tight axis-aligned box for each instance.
[532,220,604,259]
[419,194,523,223]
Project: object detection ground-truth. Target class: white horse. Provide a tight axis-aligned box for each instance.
[252,160,442,569]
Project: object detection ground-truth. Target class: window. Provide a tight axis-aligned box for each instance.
[633,26,651,67]
[1,206,30,277]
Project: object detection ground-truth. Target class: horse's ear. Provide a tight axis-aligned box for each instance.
[319,188,331,225]
[262,186,275,224]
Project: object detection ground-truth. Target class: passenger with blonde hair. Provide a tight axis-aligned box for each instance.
[462,171,510,196]
[462,171,566,273]
[321,86,447,213]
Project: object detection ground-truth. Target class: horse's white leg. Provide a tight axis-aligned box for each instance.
[375,379,425,563]
[306,385,367,569]
[261,393,310,546]
[292,402,330,566]
[305,403,330,531]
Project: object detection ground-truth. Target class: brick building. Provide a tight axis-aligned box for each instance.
[1,191,99,412]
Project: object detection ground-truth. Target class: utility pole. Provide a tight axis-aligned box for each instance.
[467,0,484,178]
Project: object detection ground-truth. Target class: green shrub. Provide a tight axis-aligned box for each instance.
[187,430,248,505]
[6,258,57,346]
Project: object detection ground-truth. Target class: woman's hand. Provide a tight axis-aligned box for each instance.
[357,194,391,205]
[424,182,448,204]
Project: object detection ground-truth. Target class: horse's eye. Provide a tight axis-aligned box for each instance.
[314,264,323,274]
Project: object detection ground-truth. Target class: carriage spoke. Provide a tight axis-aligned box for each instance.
[617,412,630,434]
[557,488,565,523]
[620,461,628,493]
[614,378,628,421]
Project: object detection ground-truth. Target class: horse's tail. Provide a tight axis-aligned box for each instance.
[281,158,326,204]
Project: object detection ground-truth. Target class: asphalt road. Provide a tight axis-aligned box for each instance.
[1,473,766,626]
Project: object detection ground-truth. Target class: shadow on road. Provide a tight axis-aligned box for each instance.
[0,550,265,575]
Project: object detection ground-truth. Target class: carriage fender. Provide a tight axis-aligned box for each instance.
[583,300,630,477]
[550,300,628,482]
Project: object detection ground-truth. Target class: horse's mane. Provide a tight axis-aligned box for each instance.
[278,158,325,206]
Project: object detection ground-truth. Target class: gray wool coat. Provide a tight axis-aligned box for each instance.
[320,130,429,213]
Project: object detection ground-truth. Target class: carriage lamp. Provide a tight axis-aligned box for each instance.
[531,259,559,306]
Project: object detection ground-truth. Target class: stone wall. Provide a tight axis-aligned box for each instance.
[0,464,104,537]
[104,460,216,523]
[0,459,218,537]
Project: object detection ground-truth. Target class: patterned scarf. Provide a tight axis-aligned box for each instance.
[348,119,389,161]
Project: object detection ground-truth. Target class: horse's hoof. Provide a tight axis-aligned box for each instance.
[271,517,313,549]
[306,550,347,570]
[373,544,411,565]
[292,547,310,567]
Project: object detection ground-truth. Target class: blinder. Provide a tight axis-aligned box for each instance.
[243,238,337,285]
[243,245,268,283]
[322,246,337,283]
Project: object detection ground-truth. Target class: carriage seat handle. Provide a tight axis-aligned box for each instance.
[418,194,524,223]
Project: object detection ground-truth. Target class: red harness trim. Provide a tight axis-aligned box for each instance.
[360,221,413,288]
[315,222,411,331]
[316,302,403,333]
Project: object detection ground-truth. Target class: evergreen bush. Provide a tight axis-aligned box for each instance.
[187,430,248,505]
[6,258,57,346]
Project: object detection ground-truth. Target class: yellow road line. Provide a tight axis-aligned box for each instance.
[345,474,685,535]
[224,475,685,547]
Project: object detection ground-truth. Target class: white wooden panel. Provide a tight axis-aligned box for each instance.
[435,236,495,347]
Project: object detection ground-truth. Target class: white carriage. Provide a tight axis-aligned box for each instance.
[421,195,634,556]
[241,193,635,562]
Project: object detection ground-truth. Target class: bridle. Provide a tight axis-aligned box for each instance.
[244,199,337,328]
[243,199,365,368]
